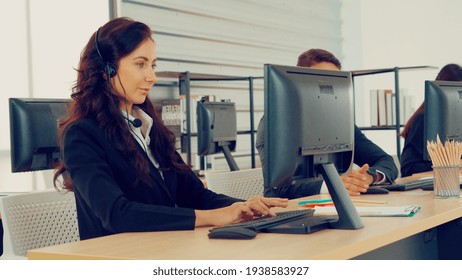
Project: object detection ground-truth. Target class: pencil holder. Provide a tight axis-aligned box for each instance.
[432,165,460,198]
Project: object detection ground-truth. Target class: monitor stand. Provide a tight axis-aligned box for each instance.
[219,142,240,171]
[319,162,364,229]
[263,162,364,235]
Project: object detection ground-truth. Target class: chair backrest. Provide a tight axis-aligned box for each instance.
[205,168,264,200]
[392,154,401,179]
[0,190,79,259]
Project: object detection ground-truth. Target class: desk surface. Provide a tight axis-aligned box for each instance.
[28,182,462,260]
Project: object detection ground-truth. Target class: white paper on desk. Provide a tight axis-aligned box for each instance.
[313,205,421,217]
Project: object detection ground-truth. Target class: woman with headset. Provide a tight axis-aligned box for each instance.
[53,17,287,240]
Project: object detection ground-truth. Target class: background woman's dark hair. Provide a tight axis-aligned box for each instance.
[400,63,462,138]
[297,48,342,70]
[54,17,189,191]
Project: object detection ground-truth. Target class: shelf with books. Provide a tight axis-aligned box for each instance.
[156,71,260,169]
[352,66,437,159]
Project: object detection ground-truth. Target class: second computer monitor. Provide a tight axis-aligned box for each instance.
[264,64,362,230]
[9,98,69,173]
[196,99,239,170]
[424,80,462,160]
[264,64,354,189]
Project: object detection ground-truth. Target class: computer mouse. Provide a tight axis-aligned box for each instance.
[365,186,390,194]
[208,227,257,239]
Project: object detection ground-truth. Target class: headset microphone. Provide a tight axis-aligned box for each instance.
[124,116,143,128]
[131,118,143,128]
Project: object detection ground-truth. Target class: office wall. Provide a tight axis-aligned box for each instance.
[345,0,462,156]
[0,0,109,192]
[119,0,343,76]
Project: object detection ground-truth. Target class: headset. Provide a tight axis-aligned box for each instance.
[95,27,117,79]
[94,27,143,131]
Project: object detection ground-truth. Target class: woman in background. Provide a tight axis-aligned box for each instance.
[400,63,462,177]
[53,17,287,240]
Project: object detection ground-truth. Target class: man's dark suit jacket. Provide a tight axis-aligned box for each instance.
[63,119,241,240]
[351,125,398,181]
[256,117,398,198]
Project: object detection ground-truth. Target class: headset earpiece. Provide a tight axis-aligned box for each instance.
[95,28,117,79]
[104,63,117,78]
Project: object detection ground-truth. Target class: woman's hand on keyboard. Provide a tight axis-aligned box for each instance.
[240,196,289,218]
[195,196,288,227]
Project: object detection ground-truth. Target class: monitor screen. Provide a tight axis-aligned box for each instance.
[9,98,69,172]
[263,64,362,230]
[424,80,462,160]
[196,99,238,170]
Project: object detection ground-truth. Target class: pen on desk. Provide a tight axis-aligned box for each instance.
[301,203,335,208]
[298,199,386,205]
[298,199,333,205]
[351,199,387,205]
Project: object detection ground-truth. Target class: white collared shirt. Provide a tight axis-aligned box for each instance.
[122,108,163,177]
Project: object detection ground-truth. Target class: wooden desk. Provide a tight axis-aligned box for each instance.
[27,190,462,260]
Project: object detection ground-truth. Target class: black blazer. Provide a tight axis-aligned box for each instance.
[353,125,398,183]
[400,112,431,177]
[62,119,241,240]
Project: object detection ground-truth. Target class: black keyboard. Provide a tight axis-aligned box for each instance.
[261,215,338,234]
[208,209,314,234]
[421,182,462,191]
[384,178,434,191]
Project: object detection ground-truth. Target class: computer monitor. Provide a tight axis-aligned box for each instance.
[424,80,462,161]
[196,99,239,171]
[9,98,69,173]
[264,64,363,230]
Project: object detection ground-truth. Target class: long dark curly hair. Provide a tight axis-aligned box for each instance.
[54,17,190,191]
